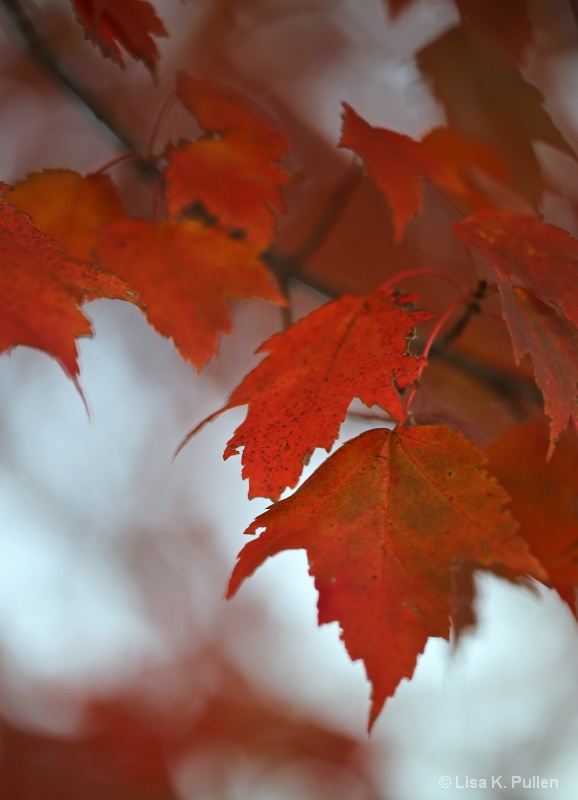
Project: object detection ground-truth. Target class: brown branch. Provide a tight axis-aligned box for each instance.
[291,162,362,264]
[428,341,543,406]
[0,0,152,168]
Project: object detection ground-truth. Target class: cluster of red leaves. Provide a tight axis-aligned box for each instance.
[3,0,578,733]
[3,75,288,375]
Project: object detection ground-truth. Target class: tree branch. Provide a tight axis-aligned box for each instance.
[290,162,362,264]
[0,0,151,167]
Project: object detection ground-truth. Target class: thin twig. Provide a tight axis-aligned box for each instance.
[0,0,150,166]
[290,161,362,264]
[437,280,489,347]
[428,342,543,405]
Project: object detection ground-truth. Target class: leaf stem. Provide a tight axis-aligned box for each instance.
[381,267,469,295]
[147,91,177,160]
[93,152,138,175]
[437,279,487,347]
[289,162,362,265]
[404,292,471,414]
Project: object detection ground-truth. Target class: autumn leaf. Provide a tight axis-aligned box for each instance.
[0,190,137,385]
[456,0,531,62]
[453,210,578,329]
[70,0,167,75]
[486,418,578,613]
[228,425,547,729]
[165,73,293,248]
[453,211,578,452]
[97,219,285,370]
[417,24,575,203]
[339,105,507,241]
[180,287,431,500]
[497,287,578,455]
[8,170,126,262]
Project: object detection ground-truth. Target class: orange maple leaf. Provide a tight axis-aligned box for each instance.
[179,287,430,500]
[454,211,578,452]
[165,73,293,248]
[0,189,137,386]
[70,0,167,74]
[339,104,507,242]
[486,418,578,614]
[97,219,285,370]
[228,425,547,730]
[8,170,126,262]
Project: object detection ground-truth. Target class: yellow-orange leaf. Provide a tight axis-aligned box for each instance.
[228,425,547,730]
[8,170,126,262]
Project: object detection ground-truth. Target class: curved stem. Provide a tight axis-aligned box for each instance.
[147,91,176,160]
[290,162,361,264]
[381,267,469,295]
[93,152,138,175]
[404,292,470,415]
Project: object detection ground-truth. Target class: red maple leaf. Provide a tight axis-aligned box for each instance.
[486,418,578,613]
[497,287,578,454]
[97,219,285,370]
[339,105,507,241]
[165,73,294,248]
[179,287,431,500]
[228,425,547,729]
[453,211,578,452]
[70,0,167,74]
[453,210,578,328]
[0,189,137,386]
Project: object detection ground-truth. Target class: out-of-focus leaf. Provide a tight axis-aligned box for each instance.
[70,0,167,74]
[8,170,126,261]
[487,418,578,612]
[417,24,575,204]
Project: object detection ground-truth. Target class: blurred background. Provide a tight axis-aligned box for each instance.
[1,0,578,797]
